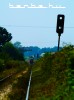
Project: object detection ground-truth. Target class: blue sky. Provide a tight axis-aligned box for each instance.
[0,0,74,47]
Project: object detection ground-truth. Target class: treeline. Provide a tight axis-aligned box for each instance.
[24,46,62,58]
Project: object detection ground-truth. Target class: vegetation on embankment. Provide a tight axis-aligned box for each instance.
[0,27,31,100]
[0,36,30,100]
[0,42,31,100]
[29,45,74,100]
[0,61,29,99]
[0,42,27,79]
[0,60,28,79]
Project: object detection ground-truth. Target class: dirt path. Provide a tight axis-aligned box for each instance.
[0,85,12,100]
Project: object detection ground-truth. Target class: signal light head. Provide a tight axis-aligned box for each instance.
[56,14,65,34]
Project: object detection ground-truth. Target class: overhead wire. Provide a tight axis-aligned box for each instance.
[0,25,74,29]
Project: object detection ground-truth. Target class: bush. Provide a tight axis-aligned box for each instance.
[5,60,20,69]
[1,42,24,60]
[17,44,74,100]
[0,59,5,72]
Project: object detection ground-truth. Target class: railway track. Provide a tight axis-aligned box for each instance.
[26,70,32,100]
[0,69,28,83]
[0,63,32,100]
[0,73,15,83]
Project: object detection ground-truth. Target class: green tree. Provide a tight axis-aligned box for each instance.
[14,41,22,48]
[0,27,12,47]
[2,42,24,60]
[13,41,25,56]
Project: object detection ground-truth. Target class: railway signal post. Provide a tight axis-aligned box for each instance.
[56,14,65,51]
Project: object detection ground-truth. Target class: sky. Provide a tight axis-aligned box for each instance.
[0,0,74,48]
